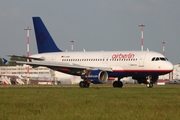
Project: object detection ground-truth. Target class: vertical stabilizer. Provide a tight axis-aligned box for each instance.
[32,17,62,53]
[2,58,8,65]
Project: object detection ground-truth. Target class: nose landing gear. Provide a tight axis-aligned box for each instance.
[146,82,153,88]
[146,76,153,88]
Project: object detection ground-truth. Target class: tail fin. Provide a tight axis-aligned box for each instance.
[2,58,8,65]
[32,17,62,53]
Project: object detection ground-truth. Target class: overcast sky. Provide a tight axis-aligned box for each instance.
[0,0,180,64]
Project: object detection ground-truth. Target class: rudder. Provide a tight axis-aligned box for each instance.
[32,17,62,53]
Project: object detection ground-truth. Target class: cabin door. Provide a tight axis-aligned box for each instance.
[138,54,146,67]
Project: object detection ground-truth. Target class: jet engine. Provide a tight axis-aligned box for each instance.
[81,70,108,84]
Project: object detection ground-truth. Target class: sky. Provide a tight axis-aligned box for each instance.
[0,0,180,64]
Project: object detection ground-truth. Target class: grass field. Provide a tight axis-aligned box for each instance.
[0,84,180,120]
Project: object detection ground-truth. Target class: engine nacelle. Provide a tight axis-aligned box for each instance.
[81,70,108,84]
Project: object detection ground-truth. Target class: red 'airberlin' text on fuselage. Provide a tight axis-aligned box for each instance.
[112,53,135,59]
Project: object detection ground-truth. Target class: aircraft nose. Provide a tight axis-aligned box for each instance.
[167,62,174,72]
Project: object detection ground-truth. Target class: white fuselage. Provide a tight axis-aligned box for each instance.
[30,50,173,77]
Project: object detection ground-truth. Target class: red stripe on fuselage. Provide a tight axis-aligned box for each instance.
[113,70,172,73]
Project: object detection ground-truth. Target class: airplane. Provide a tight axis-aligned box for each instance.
[14,17,173,88]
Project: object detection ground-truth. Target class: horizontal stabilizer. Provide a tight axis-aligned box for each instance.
[7,55,44,61]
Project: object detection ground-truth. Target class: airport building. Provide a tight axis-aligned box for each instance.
[0,65,81,84]
[0,65,51,78]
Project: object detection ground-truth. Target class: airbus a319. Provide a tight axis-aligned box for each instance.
[15,17,173,88]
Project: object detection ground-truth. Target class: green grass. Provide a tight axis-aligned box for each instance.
[0,84,180,120]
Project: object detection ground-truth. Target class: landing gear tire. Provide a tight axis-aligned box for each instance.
[146,82,153,88]
[79,81,90,88]
[113,81,123,88]
[113,81,118,87]
[85,82,90,88]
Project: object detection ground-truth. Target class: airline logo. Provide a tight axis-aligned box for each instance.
[112,53,135,59]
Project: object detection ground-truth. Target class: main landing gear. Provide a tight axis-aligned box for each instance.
[113,78,123,88]
[79,81,90,88]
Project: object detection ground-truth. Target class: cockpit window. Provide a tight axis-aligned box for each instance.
[160,57,166,61]
[155,57,160,61]
[152,57,155,61]
[151,57,168,61]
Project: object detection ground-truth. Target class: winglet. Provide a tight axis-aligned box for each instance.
[32,17,62,53]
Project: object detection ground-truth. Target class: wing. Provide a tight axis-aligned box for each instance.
[16,61,113,72]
